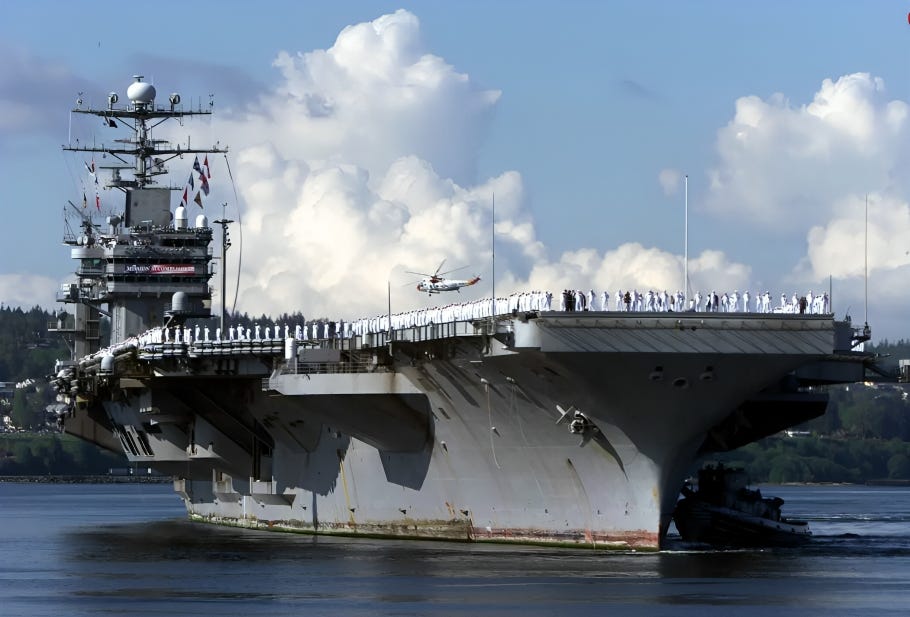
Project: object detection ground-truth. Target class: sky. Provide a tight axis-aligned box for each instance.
[0,1,908,342]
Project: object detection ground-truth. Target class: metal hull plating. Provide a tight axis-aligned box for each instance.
[63,311,857,550]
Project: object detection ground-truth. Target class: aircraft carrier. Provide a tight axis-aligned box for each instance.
[50,77,874,550]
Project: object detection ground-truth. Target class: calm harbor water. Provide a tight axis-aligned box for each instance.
[1,482,909,616]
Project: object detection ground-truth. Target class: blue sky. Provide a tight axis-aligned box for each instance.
[1,1,908,340]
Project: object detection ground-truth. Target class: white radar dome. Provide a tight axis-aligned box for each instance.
[171,291,189,313]
[175,205,188,229]
[195,214,208,229]
[127,80,156,104]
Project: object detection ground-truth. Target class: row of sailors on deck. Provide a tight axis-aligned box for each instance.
[559,289,830,315]
[131,293,557,347]
[123,287,830,351]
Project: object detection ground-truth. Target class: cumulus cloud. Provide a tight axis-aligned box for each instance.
[216,9,500,188]
[159,10,763,322]
[791,191,910,335]
[705,73,910,232]
[697,72,910,338]
[187,10,721,320]
[182,10,507,319]
[525,244,751,299]
[804,193,910,280]
[2,11,906,346]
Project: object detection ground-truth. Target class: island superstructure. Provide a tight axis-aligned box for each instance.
[51,77,874,549]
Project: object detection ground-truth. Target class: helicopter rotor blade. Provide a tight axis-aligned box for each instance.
[438,265,469,276]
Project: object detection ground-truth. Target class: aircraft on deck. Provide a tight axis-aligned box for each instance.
[407,260,481,295]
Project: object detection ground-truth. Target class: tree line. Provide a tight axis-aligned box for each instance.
[715,373,910,483]
[0,433,125,476]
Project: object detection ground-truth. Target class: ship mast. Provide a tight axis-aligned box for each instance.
[64,75,223,193]
[54,76,229,353]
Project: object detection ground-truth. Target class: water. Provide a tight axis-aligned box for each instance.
[1,483,909,616]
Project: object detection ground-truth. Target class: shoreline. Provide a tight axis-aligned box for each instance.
[0,475,173,484]
[770,480,910,487]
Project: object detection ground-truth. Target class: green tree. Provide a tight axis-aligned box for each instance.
[10,389,40,429]
[768,454,812,483]
[887,453,910,479]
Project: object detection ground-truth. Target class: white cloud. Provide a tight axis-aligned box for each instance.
[213,10,782,323]
[0,274,58,310]
[194,10,753,322]
[792,191,910,338]
[697,72,910,339]
[217,9,500,188]
[147,11,830,333]
[804,193,910,280]
[705,73,910,232]
[191,10,559,320]
[525,244,751,298]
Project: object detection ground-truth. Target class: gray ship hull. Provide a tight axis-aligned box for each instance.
[62,311,860,550]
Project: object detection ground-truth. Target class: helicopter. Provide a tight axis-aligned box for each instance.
[407,260,481,295]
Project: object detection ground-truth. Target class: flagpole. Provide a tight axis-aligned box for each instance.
[492,191,495,319]
[864,193,868,327]
[684,174,689,304]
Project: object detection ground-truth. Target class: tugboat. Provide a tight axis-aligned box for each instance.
[673,463,811,547]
